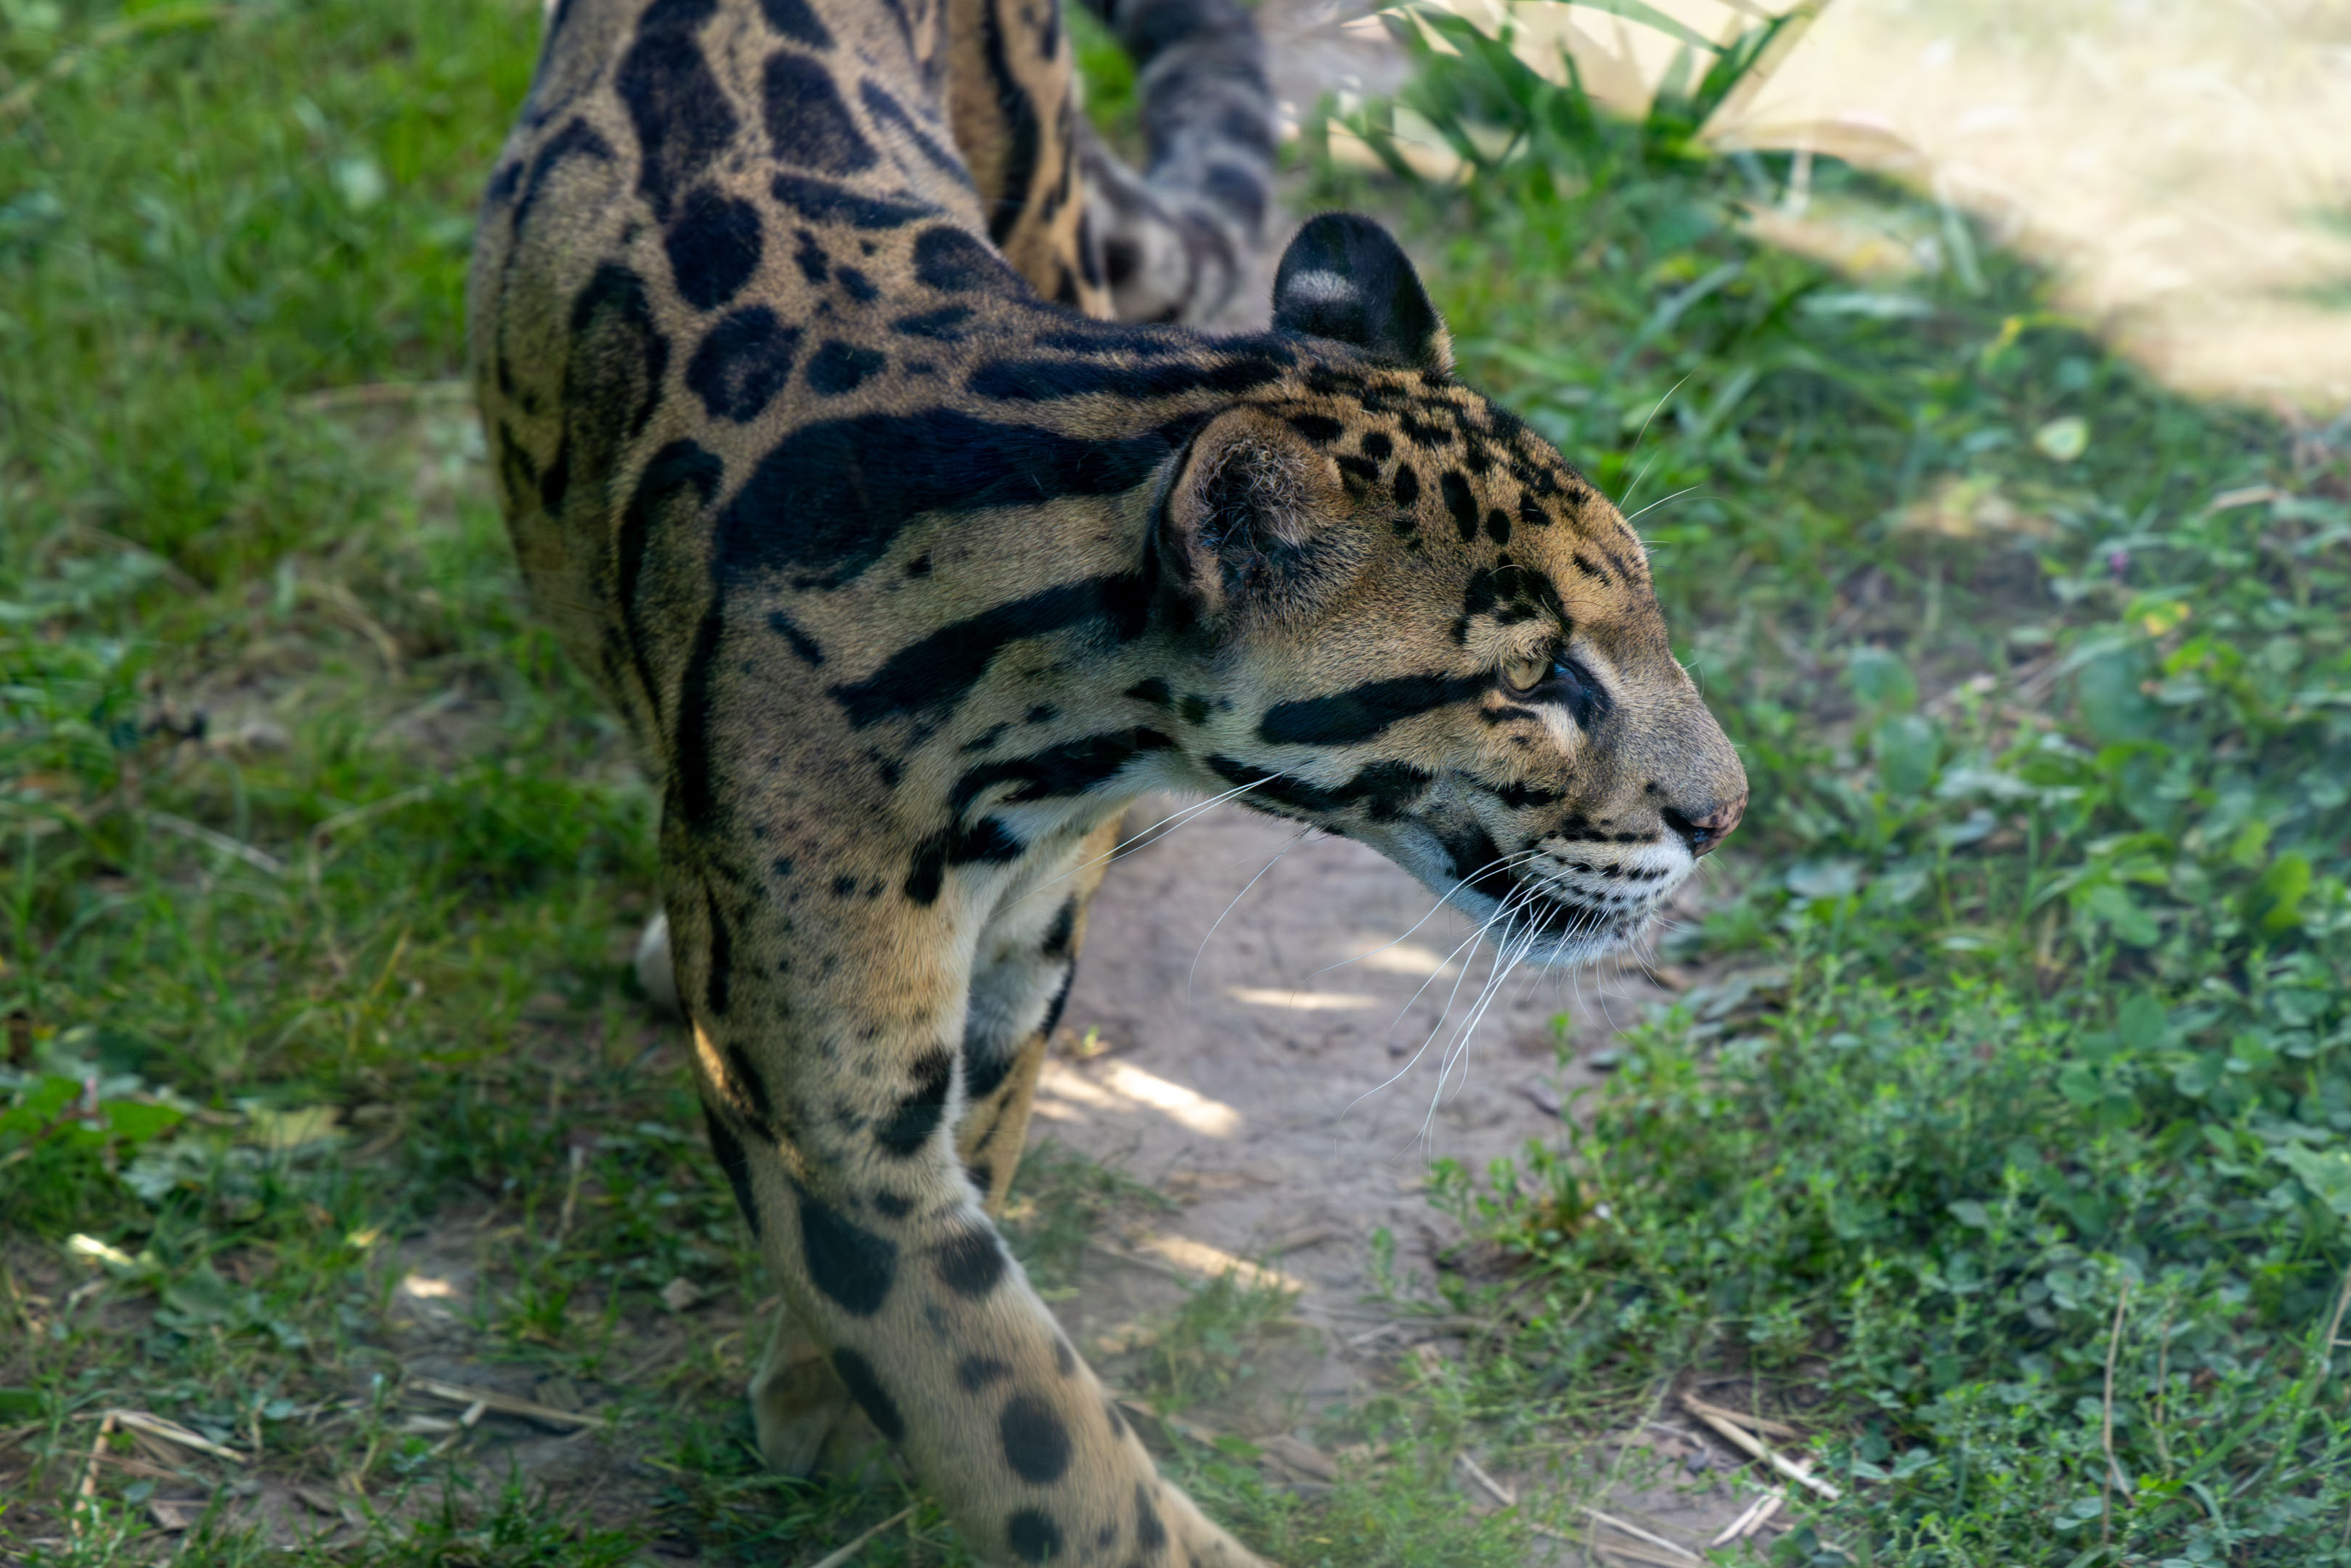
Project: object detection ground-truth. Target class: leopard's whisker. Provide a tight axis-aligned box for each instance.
[1184,823,1314,999]
[1339,866,1550,1130]
[1418,903,1547,1142]
[1378,873,1552,1137]
[1303,846,1545,982]
[1009,772,1287,909]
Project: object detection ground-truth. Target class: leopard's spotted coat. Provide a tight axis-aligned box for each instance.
[468,0,1748,1559]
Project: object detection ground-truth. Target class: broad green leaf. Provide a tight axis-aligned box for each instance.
[1848,645,1915,716]
[2275,1145,2351,1218]
[2242,854,2312,934]
[1874,713,1940,799]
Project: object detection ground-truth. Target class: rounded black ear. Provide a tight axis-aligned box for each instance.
[1271,213,1453,375]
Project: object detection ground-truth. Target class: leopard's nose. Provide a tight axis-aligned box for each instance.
[1661,788,1746,857]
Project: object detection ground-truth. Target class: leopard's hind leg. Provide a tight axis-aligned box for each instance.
[1072,0,1277,324]
[944,0,1111,315]
[940,0,1277,326]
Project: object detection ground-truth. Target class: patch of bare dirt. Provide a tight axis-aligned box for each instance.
[1038,801,1772,1551]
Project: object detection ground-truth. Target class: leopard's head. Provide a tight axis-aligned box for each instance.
[1152,214,1746,964]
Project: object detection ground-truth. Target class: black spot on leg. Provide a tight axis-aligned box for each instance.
[796,1183,898,1315]
[874,1049,953,1156]
[688,306,798,422]
[1000,1394,1073,1484]
[701,1103,760,1236]
[1361,430,1393,460]
[762,51,877,173]
[872,1191,913,1219]
[959,1355,1014,1391]
[1486,507,1512,546]
[831,1348,906,1441]
[1392,462,1420,508]
[1134,1483,1166,1553]
[934,1225,1008,1297]
[1006,1508,1064,1563]
[512,119,616,237]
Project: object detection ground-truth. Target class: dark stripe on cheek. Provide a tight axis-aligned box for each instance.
[1203,756,1434,821]
[796,1180,899,1315]
[1258,672,1488,746]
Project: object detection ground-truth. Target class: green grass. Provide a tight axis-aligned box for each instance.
[4,0,2348,1562]
[1321,6,2351,1562]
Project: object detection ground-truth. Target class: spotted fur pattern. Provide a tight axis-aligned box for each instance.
[468,1,1745,1560]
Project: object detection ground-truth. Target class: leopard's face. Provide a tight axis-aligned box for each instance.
[1153,375,1745,967]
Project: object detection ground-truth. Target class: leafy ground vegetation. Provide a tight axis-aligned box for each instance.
[1,0,2346,1564]
[1321,9,2351,1564]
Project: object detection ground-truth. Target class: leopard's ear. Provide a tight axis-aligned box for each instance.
[1271,213,1453,376]
[1156,407,1360,625]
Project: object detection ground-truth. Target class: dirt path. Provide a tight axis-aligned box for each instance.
[1035,804,1763,1548]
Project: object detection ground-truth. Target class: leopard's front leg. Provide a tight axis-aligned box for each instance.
[669,831,1265,1568]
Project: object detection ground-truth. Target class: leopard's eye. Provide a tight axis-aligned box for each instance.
[1500,654,1549,697]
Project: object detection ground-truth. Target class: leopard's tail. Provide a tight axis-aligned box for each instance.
[1077,0,1277,326]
